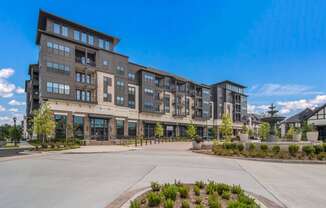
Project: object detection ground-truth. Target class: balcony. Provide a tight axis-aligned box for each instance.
[75,49,96,67]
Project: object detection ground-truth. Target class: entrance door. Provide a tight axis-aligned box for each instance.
[90,118,108,140]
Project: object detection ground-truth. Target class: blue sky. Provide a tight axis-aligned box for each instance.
[0,0,326,124]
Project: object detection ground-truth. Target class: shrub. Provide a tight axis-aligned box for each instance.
[314,145,323,155]
[224,142,237,150]
[238,193,256,206]
[231,185,242,195]
[323,143,326,152]
[151,181,161,192]
[227,201,250,208]
[317,152,326,160]
[147,192,161,207]
[302,145,315,156]
[208,193,220,208]
[206,181,217,194]
[194,185,201,196]
[179,185,189,198]
[195,205,205,208]
[195,196,202,205]
[129,200,140,208]
[195,180,205,189]
[237,143,244,152]
[272,145,280,154]
[260,144,268,152]
[216,183,230,195]
[163,199,174,208]
[288,144,299,156]
[162,184,178,201]
[181,200,190,208]
[248,143,256,152]
[222,191,231,200]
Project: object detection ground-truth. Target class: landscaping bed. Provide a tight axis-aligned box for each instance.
[29,140,81,152]
[202,142,326,161]
[128,181,261,208]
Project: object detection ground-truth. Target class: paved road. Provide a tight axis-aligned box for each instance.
[0,142,325,208]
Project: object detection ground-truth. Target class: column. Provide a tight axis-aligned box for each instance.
[67,112,73,139]
[109,118,116,139]
[84,115,90,140]
[124,118,128,137]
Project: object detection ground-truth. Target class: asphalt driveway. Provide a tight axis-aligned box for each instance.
[0,142,325,208]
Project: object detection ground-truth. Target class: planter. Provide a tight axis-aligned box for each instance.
[294,133,302,142]
[307,131,319,142]
[239,133,249,142]
[192,141,202,150]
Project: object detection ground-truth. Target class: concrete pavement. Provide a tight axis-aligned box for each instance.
[0,142,325,208]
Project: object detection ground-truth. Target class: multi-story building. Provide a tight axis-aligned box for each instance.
[211,81,248,136]
[25,10,247,141]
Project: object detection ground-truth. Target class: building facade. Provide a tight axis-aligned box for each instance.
[25,11,247,141]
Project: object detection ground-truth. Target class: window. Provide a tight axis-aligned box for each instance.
[99,39,104,48]
[116,64,125,75]
[103,77,112,102]
[144,74,154,83]
[73,116,84,139]
[62,26,68,36]
[76,90,91,102]
[103,60,109,66]
[144,101,154,111]
[53,23,60,34]
[47,82,69,95]
[116,96,124,105]
[104,40,110,50]
[76,72,92,84]
[117,80,124,89]
[46,61,70,74]
[55,115,66,139]
[116,119,124,138]
[47,41,71,56]
[128,72,135,81]
[88,35,94,45]
[128,86,136,109]
[164,95,170,113]
[74,30,80,40]
[81,33,87,43]
[128,122,137,137]
[144,88,154,95]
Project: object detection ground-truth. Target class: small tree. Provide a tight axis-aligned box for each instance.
[33,103,55,144]
[10,126,22,146]
[186,123,198,141]
[154,122,164,139]
[286,127,295,140]
[248,128,254,138]
[259,122,270,141]
[241,124,249,134]
[220,113,233,142]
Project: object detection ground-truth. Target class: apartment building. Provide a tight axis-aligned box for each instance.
[25,10,247,141]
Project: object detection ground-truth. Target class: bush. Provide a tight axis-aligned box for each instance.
[194,185,201,196]
[179,185,189,198]
[231,185,242,195]
[147,192,161,207]
[314,145,323,155]
[237,143,244,152]
[248,143,256,152]
[208,193,220,208]
[323,143,326,152]
[162,184,178,201]
[216,183,230,195]
[302,145,315,156]
[195,205,205,208]
[227,201,251,208]
[260,144,268,152]
[224,142,237,150]
[238,193,256,205]
[222,191,231,200]
[181,200,190,208]
[195,196,202,205]
[272,145,280,154]
[151,182,161,192]
[129,200,140,208]
[288,144,299,156]
[195,180,205,189]
[163,199,174,208]
[317,152,326,160]
[206,181,217,195]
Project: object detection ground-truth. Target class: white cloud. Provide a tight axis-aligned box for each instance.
[9,108,19,112]
[0,68,24,98]
[0,105,5,112]
[8,99,26,106]
[0,68,14,79]
[248,84,323,97]
[0,114,24,125]
[249,94,326,116]
[15,87,25,94]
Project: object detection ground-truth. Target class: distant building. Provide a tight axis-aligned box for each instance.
[247,113,262,136]
[280,108,313,137]
[306,103,326,140]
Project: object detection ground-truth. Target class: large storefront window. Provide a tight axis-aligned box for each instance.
[165,125,175,137]
[197,127,204,138]
[144,123,155,138]
[55,114,67,139]
[73,116,84,139]
[116,119,124,138]
[128,122,137,137]
[90,118,108,140]
[179,126,187,137]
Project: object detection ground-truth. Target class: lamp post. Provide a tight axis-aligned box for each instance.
[13,117,17,145]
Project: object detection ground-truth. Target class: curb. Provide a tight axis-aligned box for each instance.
[192,150,326,165]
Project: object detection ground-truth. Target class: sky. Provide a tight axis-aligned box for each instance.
[0,0,326,124]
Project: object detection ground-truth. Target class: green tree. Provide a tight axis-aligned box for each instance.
[154,122,164,138]
[248,128,254,137]
[220,113,233,142]
[186,123,197,141]
[259,122,270,141]
[10,126,22,146]
[33,103,55,144]
[286,127,295,140]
